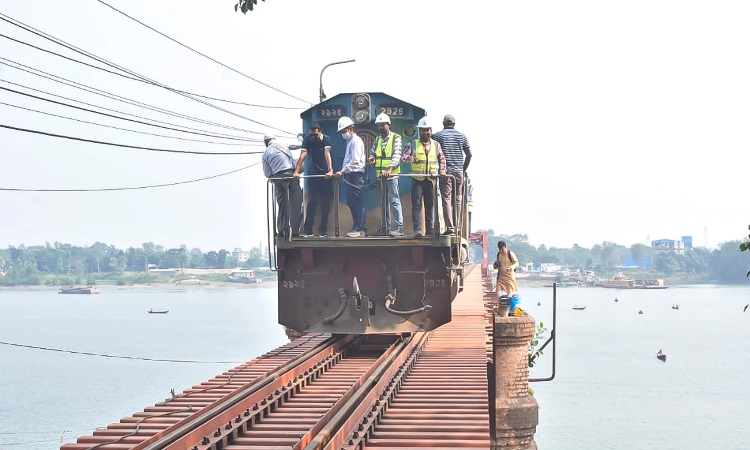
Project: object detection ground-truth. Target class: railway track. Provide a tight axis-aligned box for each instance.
[62,267,491,450]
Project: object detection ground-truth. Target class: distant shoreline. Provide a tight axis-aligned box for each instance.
[0,281,273,292]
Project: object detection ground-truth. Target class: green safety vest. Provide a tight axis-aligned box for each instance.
[411,138,440,181]
[373,132,401,176]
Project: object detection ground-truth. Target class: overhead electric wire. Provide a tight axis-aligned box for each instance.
[0,31,304,110]
[0,82,260,143]
[96,0,312,105]
[0,13,298,136]
[0,340,243,363]
[0,100,261,146]
[0,161,261,192]
[0,123,265,155]
[0,57,263,140]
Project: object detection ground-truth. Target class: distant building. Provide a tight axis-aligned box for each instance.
[651,239,685,254]
[540,263,562,274]
[232,248,252,263]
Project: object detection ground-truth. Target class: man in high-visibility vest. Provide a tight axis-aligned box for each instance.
[368,113,404,236]
[402,116,446,238]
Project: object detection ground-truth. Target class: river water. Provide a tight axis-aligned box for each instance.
[0,284,748,449]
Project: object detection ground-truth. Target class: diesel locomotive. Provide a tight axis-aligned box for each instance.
[267,92,470,334]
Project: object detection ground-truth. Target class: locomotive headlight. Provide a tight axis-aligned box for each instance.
[403,124,417,138]
[353,110,370,123]
[351,93,371,123]
[352,93,370,109]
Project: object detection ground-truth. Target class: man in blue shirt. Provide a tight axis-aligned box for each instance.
[433,114,472,236]
[262,134,302,238]
[294,122,333,237]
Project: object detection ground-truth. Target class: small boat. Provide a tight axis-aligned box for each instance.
[638,310,644,314]
[614,297,619,302]
[572,305,586,310]
[58,285,99,294]
[227,270,261,284]
[672,304,679,310]
[657,349,667,362]
[148,309,169,314]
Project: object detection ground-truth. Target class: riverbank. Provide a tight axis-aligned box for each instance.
[0,280,272,292]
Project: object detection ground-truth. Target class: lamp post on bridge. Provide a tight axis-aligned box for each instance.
[319,59,355,103]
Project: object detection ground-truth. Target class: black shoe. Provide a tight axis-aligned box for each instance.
[425,230,434,236]
[442,229,455,236]
[319,233,328,237]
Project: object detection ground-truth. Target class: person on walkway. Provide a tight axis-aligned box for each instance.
[333,116,366,238]
[495,240,519,298]
[294,122,333,237]
[262,134,302,238]
[433,114,472,236]
[402,116,445,238]
[369,113,404,236]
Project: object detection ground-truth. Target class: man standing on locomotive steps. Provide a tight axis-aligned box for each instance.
[369,113,404,236]
[402,116,446,238]
[293,122,333,237]
[334,116,367,238]
[262,134,302,238]
[433,114,472,236]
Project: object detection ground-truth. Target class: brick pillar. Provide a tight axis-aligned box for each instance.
[491,313,539,449]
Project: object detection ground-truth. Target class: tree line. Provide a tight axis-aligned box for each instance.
[477,230,750,284]
[1,231,748,286]
[0,242,266,286]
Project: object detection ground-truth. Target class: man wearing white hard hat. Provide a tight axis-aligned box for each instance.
[262,134,302,238]
[334,117,366,238]
[369,113,404,236]
[401,117,446,238]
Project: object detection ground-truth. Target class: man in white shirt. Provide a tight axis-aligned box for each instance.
[333,117,366,238]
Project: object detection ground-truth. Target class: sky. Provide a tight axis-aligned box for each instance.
[0,0,747,252]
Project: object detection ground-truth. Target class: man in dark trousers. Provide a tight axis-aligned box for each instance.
[433,114,472,236]
[293,122,333,237]
[262,134,302,238]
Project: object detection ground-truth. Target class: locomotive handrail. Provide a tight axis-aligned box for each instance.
[266,172,463,241]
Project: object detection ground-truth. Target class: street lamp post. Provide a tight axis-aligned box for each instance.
[319,59,355,103]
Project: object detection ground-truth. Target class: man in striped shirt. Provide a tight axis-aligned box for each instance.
[433,114,472,236]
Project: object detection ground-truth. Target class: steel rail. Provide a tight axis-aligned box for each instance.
[133,334,355,450]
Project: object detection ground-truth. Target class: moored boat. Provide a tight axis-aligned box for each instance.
[598,272,635,289]
[227,270,261,284]
[58,285,99,294]
[634,279,669,289]
[572,305,586,310]
[148,309,169,314]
